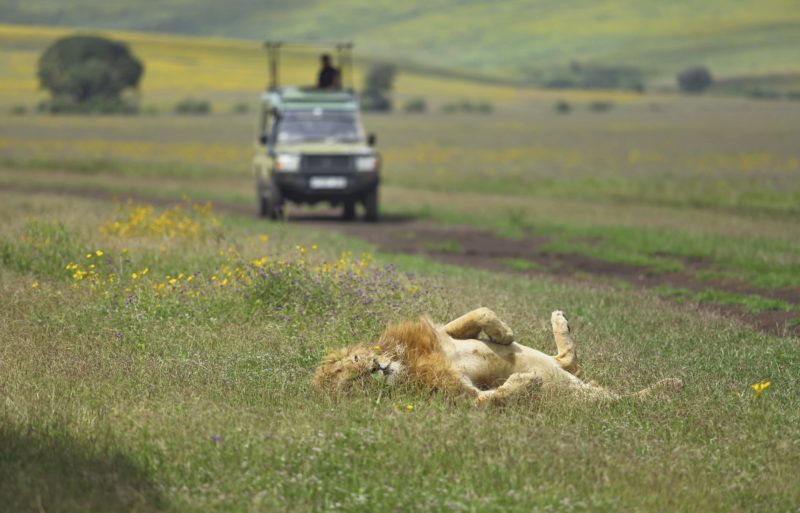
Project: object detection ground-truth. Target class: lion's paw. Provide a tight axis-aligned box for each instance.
[551,310,570,335]
[489,321,515,345]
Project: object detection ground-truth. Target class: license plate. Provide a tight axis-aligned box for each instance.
[309,176,347,189]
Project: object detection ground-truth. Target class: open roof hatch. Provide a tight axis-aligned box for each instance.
[263,41,355,93]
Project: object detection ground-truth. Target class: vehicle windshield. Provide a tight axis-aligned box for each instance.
[276,110,364,144]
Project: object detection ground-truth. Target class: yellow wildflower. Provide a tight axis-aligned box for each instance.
[96,250,103,256]
[752,380,770,396]
[259,234,269,242]
[405,404,414,412]
[373,345,381,352]
[31,282,39,289]
[132,273,139,280]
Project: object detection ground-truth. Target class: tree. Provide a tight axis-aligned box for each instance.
[37,35,144,112]
[361,63,395,112]
[677,66,713,93]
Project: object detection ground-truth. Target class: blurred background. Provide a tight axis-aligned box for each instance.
[1,0,799,330]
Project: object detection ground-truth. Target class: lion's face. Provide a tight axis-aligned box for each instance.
[313,344,405,392]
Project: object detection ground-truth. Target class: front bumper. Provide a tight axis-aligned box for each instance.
[274,171,379,203]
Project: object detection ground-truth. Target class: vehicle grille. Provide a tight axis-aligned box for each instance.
[303,155,352,173]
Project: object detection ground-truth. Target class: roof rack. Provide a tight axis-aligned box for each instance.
[261,87,358,111]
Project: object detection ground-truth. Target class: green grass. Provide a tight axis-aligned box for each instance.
[502,258,541,272]
[654,285,795,313]
[694,289,794,314]
[1,192,798,512]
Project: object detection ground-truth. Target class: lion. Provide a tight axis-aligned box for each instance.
[313,308,682,405]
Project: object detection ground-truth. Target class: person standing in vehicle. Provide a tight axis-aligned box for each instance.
[317,54,341,89]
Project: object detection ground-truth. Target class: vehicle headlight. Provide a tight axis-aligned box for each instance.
[355,155,379,172]
[275,153,301,172]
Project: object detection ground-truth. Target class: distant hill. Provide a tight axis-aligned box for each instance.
[2,0,800,86]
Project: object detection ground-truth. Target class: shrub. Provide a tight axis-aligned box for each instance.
[403,97,427,113]
[174,98,211,115]
[588,100,614,112]
[441,103,458,114]
[541,64,644,91]
[361,95,392,112]
[37,35,143,113]
[37,95,138,114]
[141,104,159,116]
[677,66,713,93]
[10,104,27,115]
[439,99,493,114]
[747,89,781,100]
[475,100,494,114]
[555,100,571,114]
[362,63,396,112]
[458,99,475,112]
[232,102,250,114]
[787,91,800,101]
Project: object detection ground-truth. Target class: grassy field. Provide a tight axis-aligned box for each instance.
[2,94,799,296]
[1,191,798,512]
[2,1,800,87]
[1,23,799,512]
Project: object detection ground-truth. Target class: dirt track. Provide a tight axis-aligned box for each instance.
[292,211,799,338]
[4,183,798,337]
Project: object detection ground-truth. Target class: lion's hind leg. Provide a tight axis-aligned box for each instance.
[475,372,543,406]
[444,307,514,345]
[551,310,580,377]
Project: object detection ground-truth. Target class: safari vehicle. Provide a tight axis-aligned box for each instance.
[254,42,380,221]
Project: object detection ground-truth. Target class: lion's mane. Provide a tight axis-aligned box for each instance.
[314,316,468,396]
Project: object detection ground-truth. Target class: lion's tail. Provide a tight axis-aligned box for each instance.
[631,378,683,399]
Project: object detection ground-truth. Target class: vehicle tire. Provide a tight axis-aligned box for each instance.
[342,201,356,221]
[268,182,284,220]
[363,189,379,222]
[258,185,270,218]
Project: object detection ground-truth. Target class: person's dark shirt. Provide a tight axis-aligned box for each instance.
[318,65,339,89]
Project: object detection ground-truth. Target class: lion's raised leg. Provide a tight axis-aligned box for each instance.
[551,310,580,377]
[444,307,514,345]
[475,372,543,406]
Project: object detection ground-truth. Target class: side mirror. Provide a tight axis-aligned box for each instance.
[367,133,377,147]
[259,133,269,145]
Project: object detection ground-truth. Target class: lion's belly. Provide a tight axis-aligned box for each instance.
[443,338,578,390]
